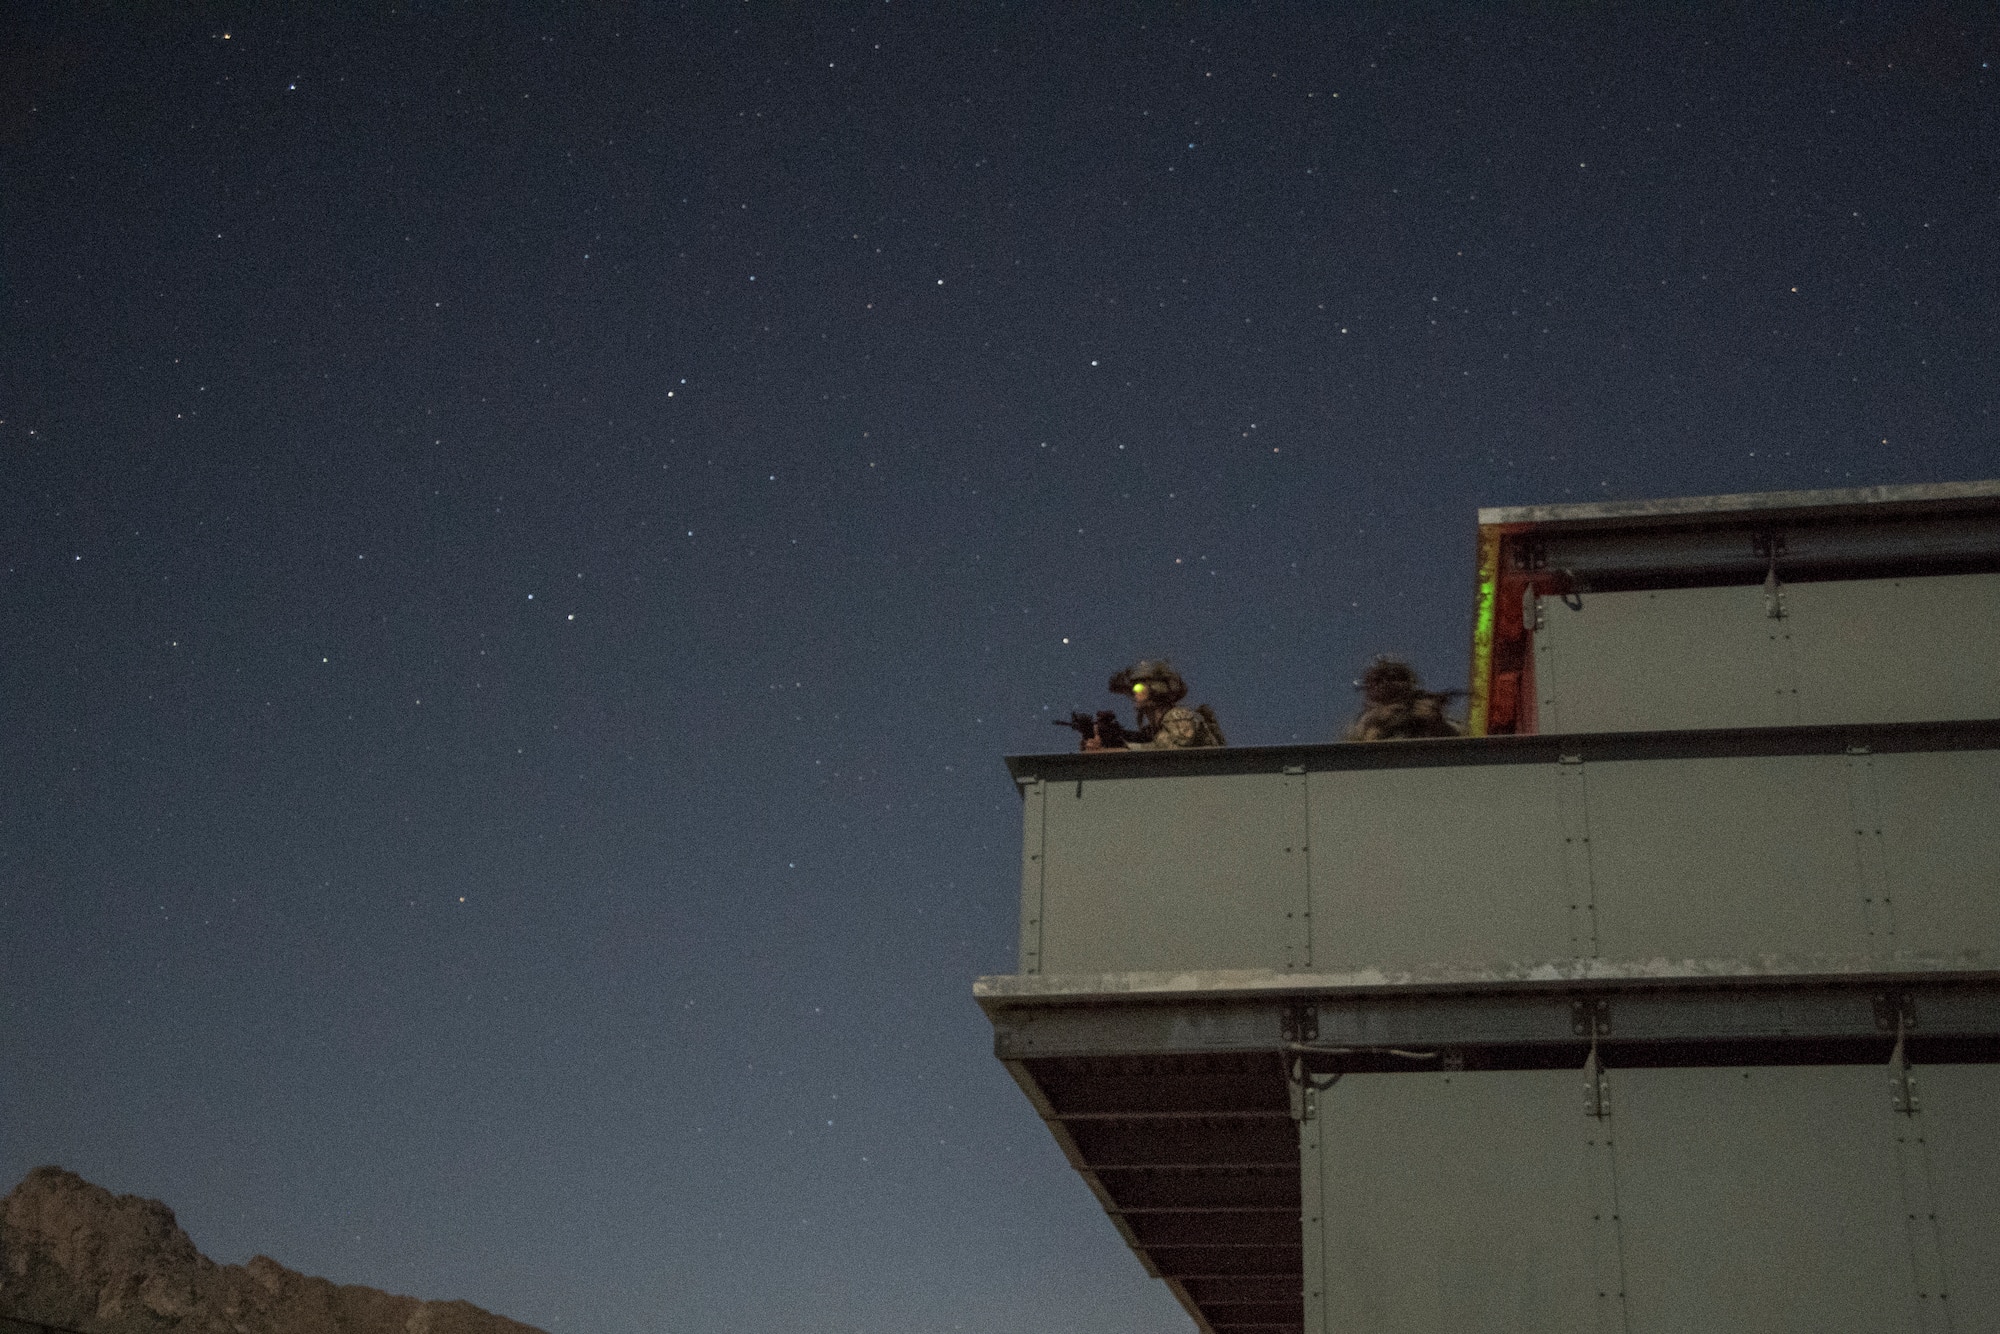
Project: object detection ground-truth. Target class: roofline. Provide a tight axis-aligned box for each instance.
[1005,717,2000,785]
[1476,478,2000,528]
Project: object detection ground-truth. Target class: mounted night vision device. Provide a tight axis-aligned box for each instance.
[1108,660,1188,707]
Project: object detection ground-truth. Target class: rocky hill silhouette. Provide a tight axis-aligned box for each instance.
[0,1168,546,1334]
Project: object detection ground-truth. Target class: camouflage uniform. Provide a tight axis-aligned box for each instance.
[1343,658,1462,741]
[1130,703,1226,749]
[1109,660,1227,750]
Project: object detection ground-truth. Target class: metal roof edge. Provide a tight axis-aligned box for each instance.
[973,952,2000,1008]
[1003,716,2000,783]
[1476,478,2000,527]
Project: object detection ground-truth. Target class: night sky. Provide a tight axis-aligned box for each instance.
[4,5,1997,1332]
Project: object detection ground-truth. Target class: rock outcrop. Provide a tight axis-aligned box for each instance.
[0,1168,546,1334]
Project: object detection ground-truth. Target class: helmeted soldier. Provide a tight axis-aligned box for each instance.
[1343,657,1462,741]
[1094,659,1226,750]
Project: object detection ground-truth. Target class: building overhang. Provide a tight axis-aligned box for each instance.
[981,958,2000,1334]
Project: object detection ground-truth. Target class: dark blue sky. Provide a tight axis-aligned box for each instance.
[3,4,1996,1332]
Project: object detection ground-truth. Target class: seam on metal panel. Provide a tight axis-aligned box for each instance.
[1290,769,1312,972]
[1887,1041,1954,1330]
[1019,779,1047,975]
[1557,755,1600,959]
[1299,1088,1325,1334]
[1845,751,1899,947]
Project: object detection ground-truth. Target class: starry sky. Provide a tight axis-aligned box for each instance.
[3,4,1997,1332]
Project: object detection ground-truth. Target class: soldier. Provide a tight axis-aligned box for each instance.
[1343,657,1463,741]
[1091,660,1227,750]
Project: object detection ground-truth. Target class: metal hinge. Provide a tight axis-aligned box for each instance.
[1579,1003,1613,1117]
[1755,532,1789,620]
[1583,1041,1611,1119]
[1287,1054,1340,1123]
[1881,995,1921,1116]
[1890,1032,1921,1116]
[1891,1058,1920,1116]
[1285,1006,1339,1124]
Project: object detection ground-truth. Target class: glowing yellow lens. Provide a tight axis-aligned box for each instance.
[1132,682,1149,697]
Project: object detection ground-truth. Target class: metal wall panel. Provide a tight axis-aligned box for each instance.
[1910,1065,2000,1326]
[1023,742,2000,979]
[1535,572,2000,733]
[1302,1063,1998,1334]
[1311,1070,1605,1334]
[1305,765,1573,970]
[1585,754,1868,960]
[1785,574,2000,725]
[1037,772,1305,974]
[1612,1066,1918,1333]
[1870,751,2000,960]
[1536,584,1790,733]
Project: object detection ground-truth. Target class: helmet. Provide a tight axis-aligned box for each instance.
[1357,656,1422,706]
[1110,659,1187,707]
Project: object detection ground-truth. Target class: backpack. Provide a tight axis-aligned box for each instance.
[1194,703,1228,746]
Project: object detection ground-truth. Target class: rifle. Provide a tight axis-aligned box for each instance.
[1053,710,1135,750]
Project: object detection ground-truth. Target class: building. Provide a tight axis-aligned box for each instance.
[978,481,2000,1334]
